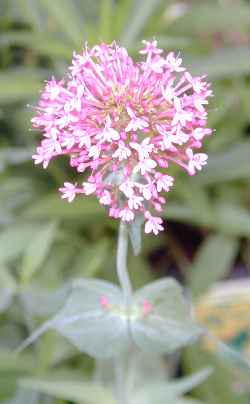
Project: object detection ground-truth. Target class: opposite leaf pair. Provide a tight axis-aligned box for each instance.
[18,278,202,358]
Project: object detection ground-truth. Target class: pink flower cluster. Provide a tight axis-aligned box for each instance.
[32,41,212,235]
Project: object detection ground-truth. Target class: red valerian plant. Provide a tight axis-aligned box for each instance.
[32,40,212,235]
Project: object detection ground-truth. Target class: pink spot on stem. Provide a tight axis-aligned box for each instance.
[142,299,152,315]
[100,295,110,310]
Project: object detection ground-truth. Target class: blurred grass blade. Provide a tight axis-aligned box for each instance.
[20,222,58,284]
[215,203,250,237]
[0,224,40,264]
[165,202,250,238]
[195,142,250,184]
[24,194,105,221]
[175,399,203,404]
[173,3,250,35]
[39,0,85,47]
[113,0,134,38]
[167,368,212,396]
[72,240,109,277]
[99,0,113,41]
[0,69,45,104]
[0,148,33,172]
[16,0,46,30]
[0,264,16,312]
[189,235,238,298]
[5,388,39,404]
[0,349,34,372]
[19,378,116,404]
[207,333,250,373]
[187,47,250,79]
[0,32,72,59]
[120,0,164,47]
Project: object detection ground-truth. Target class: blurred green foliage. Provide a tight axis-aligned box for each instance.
[0,0,250,403]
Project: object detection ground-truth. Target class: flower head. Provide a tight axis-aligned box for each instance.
[32,41,212,235]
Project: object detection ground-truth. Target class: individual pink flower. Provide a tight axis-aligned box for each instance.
[155,174,174,193]
[144,211,164,235]
[112,141,131,161]
[186,148,208,175]
[119,208,135,222]
[32,41,212,235]
[59,182,80,202]
[130,137,154,160]
[139,40,163,56]
[99,190,112,205]
[125,107,149,132]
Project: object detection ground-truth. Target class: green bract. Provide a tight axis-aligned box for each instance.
[19,278,202,358]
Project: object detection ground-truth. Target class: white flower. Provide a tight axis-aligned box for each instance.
[96,115,120,142]
[125,107,149,132]
[193,127,212,141]
[141,185,152,200]
[63,133,76,149]
[130,137,154,160]
[59,182,77,202]
[128,195,144,210]
[119,181,135,198]
[112,141,131,160]
[82,182,96,195]
[161,81,175,103]
[156,175,174,192]
[134,158,157,175]
[166,52,185,72]
[99,190,112,205]
[144,212,164,235]
[172,97,193,126]
[77,131,91,148]
[186,148,208,175]
[88,144,101,159]
[119,208,134,222]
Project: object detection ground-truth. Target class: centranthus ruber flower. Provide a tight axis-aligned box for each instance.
[32,40,212,235]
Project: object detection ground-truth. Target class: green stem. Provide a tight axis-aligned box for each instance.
[115,222,132,404]
[116,222,132,303]
[115,355,127,404]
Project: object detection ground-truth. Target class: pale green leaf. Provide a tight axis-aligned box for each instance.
[19,378,116,404]
[52,279,128,358]
[131,278,202,354]
[132,368,211,404]
[19,283,71,317]
[166,368,212,397]
[18,279,129,359]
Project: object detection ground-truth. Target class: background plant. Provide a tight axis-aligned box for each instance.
[0,0,250,403]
